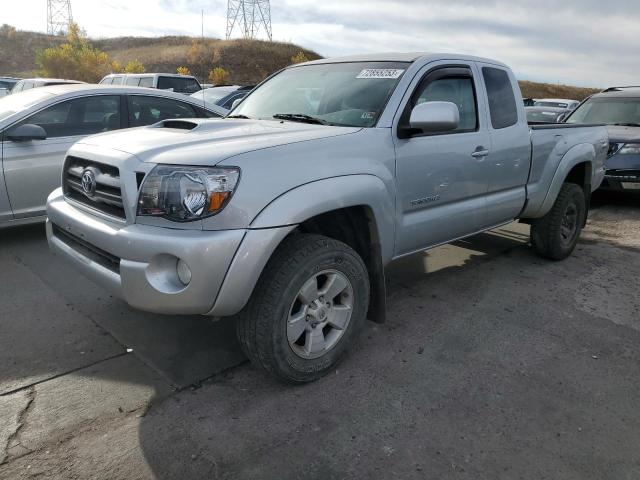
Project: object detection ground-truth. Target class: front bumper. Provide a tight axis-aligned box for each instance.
[46,188,245,315]
[600,170,640,193]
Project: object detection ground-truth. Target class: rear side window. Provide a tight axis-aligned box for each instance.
[138,77,153,88]
[125,76,140,86]
[157,76,201,94]
[482,67,518,129]
[127,95,198,126]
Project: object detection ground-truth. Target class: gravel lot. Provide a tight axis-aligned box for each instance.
[1,192,639,480]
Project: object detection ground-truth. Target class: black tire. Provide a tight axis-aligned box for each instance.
[530,182,586,260]
[236,233,370,383]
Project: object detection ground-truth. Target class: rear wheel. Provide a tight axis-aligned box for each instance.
[530,182,586,260]
[236,233,369,383]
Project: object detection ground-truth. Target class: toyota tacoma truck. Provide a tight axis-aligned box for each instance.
[46,53,608,383]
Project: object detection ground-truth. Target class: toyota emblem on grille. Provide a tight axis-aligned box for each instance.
[81,169,97,196]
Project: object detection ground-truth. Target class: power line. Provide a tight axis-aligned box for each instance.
[46,0,73,35]
[226,0,272,41]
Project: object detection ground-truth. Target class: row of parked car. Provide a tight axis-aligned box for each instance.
[0,72,256,225]
[523,91,640,194]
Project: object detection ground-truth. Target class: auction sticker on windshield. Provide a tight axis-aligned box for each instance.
[356,69,404,79]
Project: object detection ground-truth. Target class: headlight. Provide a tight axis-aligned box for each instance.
[618,143,640,155]
[137,165,240,222]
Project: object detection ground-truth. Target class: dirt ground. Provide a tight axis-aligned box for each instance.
[1,191,639,480]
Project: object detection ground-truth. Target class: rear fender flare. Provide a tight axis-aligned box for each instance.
[527,143,595,218]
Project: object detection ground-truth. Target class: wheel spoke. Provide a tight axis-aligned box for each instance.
[305,328,326,355]
[298,277,319,304]
[328,305,351,330]
[287,311,307,343]
[320,273,348,300]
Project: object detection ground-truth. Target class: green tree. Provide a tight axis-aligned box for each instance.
[123,59,145,74]
[36,23,116,82]
[176,66,191,75]
[208,67,230,85]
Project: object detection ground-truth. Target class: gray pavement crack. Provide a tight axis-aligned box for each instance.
[1,386,35,465]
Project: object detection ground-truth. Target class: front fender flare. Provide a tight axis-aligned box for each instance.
[251,174,395,262]
[208,175,395,317]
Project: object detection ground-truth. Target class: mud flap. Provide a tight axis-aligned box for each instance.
[367,241,386,324]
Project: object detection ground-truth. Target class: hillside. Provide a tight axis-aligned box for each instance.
[0,25,601,98]
[0,26,321,85]
[518,80,600,101]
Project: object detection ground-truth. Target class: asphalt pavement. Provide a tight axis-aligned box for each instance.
[1,192,639,479]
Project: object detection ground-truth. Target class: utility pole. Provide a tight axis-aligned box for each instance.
[226,0,272,41]
[47,0,73,35]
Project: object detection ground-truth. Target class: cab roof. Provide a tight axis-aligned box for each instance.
[299,52,507,68]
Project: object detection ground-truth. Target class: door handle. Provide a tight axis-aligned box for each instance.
[471,148,489,158]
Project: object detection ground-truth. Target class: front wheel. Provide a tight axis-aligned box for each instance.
[236,233,370,383]
[530,182,586,260]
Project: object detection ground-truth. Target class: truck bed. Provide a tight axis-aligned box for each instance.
[521,123,609,218]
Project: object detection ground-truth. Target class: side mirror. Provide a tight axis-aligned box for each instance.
[231,98,243,110]
[6,124,47,142]
[409,101,460,133]
[557,112,569,123]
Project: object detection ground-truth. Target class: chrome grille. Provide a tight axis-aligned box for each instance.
[63,156,126,219]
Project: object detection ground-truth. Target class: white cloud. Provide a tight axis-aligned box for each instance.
[4,0,637,87]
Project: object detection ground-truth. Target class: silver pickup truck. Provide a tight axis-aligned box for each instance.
[46,53,608,382]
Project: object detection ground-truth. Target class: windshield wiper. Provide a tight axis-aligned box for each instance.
[273,113,329,125]
[226,114,250,119]
[612,122,640,127]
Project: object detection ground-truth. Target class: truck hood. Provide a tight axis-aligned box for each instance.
[76,118,361,165]
[607,125,640,144]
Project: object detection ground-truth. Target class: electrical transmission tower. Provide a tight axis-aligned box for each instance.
[226,0,272,41]
[47,0,73,35]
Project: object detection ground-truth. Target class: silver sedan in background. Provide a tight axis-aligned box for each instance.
[0,84,222,227]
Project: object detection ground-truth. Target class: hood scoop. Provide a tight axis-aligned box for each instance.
[153,119,200,131]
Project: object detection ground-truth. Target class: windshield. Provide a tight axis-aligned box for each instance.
[566,97,640,125]
[0,88,56,123]
[232,61,409,127]
[192,88,237,104]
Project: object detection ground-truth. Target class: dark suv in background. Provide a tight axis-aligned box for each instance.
[566,86,640,193]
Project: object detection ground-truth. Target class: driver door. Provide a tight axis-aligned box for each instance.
[2,95,122,218]
[393,62,491,255]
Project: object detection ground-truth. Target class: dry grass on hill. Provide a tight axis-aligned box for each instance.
[1,26,603,98]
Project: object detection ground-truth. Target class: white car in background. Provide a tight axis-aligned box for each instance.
[0,84,222,227]
[99,73,202,95]
[534,98,580,110]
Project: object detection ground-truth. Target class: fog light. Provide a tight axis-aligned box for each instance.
[176,259,192,285]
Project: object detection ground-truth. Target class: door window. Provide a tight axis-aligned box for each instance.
[412,74,478,133]
[482,67,518,129]
[16,96,120,138]
[127,95,198,126]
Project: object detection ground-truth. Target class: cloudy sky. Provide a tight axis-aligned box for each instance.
[5,0,637,87]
